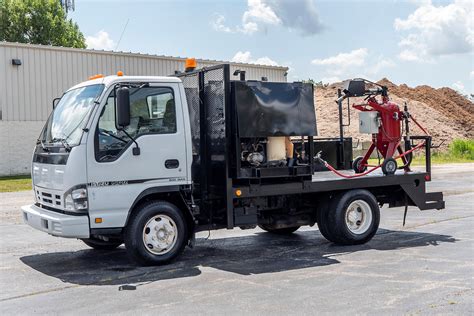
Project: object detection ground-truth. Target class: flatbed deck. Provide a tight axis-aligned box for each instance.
[310,169,424,182]
[234,169,442,210]
[236,170,428,198]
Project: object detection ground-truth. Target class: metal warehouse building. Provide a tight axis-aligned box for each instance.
[0,42,288,176]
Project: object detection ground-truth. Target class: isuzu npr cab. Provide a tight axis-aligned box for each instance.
[22,62,444,265]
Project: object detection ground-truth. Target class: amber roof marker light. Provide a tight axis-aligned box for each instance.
[185,58,197,72]
[88,74,104,80]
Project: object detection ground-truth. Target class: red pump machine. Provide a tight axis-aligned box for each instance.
[331,79,430,176]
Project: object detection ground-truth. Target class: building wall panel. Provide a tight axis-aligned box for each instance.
[0,42,288,175]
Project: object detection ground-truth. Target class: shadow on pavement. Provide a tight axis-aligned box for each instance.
[20,228,456,289]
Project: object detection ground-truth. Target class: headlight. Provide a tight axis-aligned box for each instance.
[64,185,88,214]
[72,188,87,199]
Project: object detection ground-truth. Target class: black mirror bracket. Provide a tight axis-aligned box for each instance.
[120,128,141,156]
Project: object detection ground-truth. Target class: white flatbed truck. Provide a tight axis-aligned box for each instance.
[22,63,444,265]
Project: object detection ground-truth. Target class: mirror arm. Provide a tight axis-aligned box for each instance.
[119,128,140,156]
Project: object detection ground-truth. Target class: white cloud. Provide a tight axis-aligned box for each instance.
[369,58,396,75]
[213,0,323,35]
[311,48,368,67]
[311,49,395,83]
[470,70,474,78]
[86,30,115,50]
[320,76,341,84]
[243,0,280,26]
[231,51,279,66]
[394,0,473,61]
[452,81,466,94]
[211,14,233,33]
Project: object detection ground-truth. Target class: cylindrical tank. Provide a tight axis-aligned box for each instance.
[267,137,287,161]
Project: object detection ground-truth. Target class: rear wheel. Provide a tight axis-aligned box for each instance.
[258,224,300,235]
[317,190,380,245]
[81,238,122,250]
[124,201,188,266]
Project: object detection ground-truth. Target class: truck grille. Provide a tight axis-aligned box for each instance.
[35,188,62,208]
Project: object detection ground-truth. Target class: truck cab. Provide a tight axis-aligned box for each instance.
[23,74,194,255]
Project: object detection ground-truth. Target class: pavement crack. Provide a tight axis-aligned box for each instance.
[0,285,82,302]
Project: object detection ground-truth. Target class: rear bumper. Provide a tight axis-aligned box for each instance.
[21,204,90,238]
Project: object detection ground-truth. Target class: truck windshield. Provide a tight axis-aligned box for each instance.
[40,84,104,147]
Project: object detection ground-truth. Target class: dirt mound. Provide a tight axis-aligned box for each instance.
[315,79,473,149]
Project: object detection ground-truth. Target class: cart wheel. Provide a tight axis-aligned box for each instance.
[352,156,367,173]
[319,190,380,245]
[382,158,397,175]
[258,224,300,235]
[124,201,188,266]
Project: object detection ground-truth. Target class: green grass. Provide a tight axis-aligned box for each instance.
[368,138,474,166]
[449,139,474,160]
[0,175,32,193]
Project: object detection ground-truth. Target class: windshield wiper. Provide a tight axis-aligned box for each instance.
[51,138,71,152]
[36,139,50,152]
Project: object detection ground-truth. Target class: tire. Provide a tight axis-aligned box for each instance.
[320,190,380,245]
[258,224,300,235]
[81,238,123,250]
[316,199,338,243]
[124,201,188,266]
[382,158,397,175]
[352,156,367,173]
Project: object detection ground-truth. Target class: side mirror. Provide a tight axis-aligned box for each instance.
[116,87,130,127]
[343,79,366,97]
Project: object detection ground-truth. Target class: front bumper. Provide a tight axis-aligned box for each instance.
[21,204,90,238]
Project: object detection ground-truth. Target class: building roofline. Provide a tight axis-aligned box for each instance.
[0,41,289,71]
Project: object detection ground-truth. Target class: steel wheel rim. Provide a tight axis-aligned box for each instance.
[142,214,178,255]
[386,161,396,173]
[345,200,372,234]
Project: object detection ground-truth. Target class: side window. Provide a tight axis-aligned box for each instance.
[96,86,176,162]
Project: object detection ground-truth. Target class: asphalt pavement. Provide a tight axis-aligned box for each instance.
[0,164,473,315]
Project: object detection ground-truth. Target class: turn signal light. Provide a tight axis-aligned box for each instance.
[95,218,103,224]
[235,189,242,197]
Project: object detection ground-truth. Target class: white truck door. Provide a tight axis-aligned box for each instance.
[86,82,189,228]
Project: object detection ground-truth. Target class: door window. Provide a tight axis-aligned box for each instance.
[96,86,176,162]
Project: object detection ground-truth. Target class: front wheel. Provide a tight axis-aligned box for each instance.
[318,189,380,245]
[258,224,300,235]
[124,201,188,266]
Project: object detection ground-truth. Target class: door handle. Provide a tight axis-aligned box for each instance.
[165,159,179,169]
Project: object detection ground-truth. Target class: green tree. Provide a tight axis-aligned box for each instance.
[0,0,86,48]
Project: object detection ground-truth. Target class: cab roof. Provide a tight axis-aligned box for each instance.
[68,75,182,92]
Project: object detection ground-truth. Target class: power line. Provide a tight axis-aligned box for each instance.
[115,19,130,51]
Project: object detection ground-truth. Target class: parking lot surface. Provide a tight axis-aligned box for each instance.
[0,164,473,315]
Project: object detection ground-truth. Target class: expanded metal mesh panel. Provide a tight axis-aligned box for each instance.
[177,66,228,191]
[203,68,226,156]
[180,73,200,153]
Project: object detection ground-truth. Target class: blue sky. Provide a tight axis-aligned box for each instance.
[70,0,473,94]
